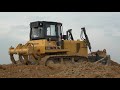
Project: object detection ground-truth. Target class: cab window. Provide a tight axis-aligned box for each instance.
[47,25,56,36]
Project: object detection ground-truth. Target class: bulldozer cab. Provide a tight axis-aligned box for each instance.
[30,21,62,42]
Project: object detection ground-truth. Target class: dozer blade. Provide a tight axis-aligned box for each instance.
[95,55,111,65]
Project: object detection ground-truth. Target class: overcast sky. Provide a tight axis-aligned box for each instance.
[0,12,120,64]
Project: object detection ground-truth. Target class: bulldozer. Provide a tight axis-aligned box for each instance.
[9,21,111,66]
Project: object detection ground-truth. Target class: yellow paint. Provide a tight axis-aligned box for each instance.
[63,40,88,57]
[9,39,88,58]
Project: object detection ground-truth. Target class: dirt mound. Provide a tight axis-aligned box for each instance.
[0,61,120,78]
[49,62,120,78]
[110,60,120,66]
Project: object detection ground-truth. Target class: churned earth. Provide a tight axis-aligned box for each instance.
[0,60,120,78]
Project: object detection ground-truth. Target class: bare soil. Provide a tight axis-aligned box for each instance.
[0,60,120,78]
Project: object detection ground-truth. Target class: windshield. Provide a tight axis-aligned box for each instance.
[31,27,44,39]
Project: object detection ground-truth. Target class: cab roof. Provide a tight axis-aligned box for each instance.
[30,21,62,24]
[30,21,62,28]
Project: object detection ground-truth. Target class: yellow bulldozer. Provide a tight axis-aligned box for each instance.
[9,21,111,66]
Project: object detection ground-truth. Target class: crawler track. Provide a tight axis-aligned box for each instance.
[39,55,88,66]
